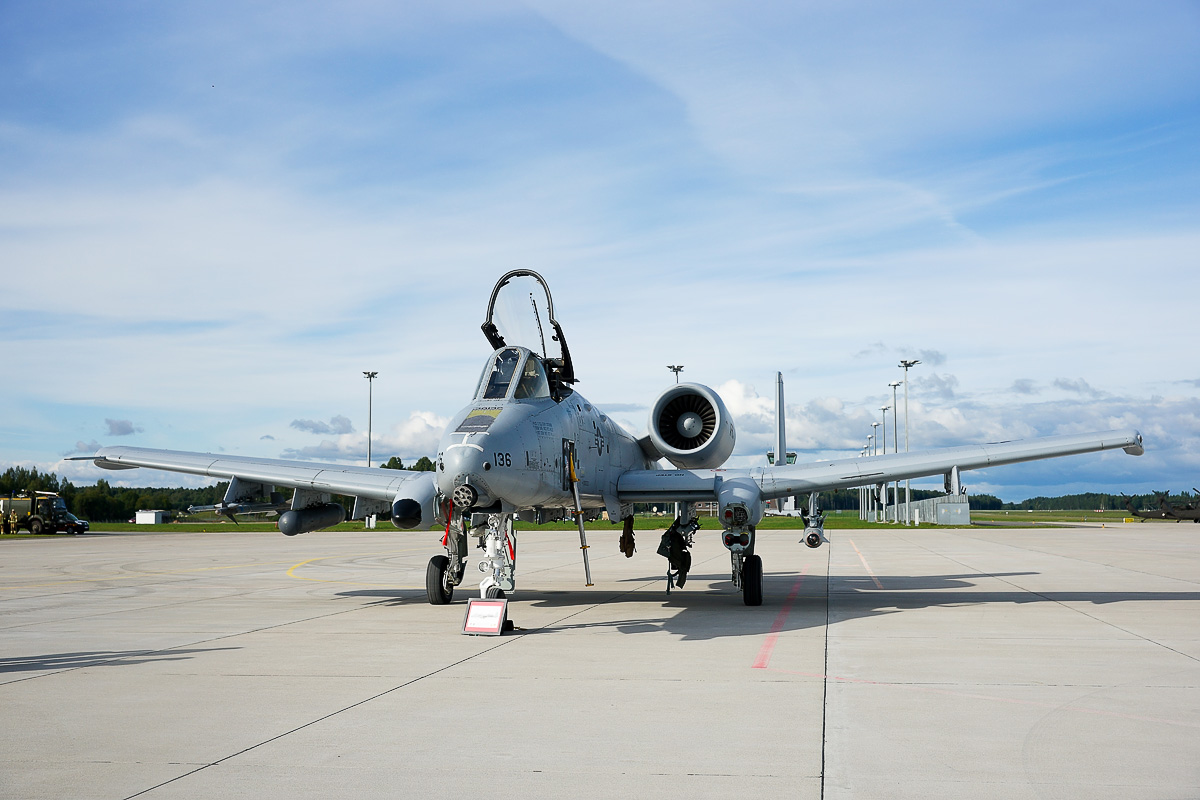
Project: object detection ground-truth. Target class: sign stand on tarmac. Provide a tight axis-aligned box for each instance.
[462,598,508,635]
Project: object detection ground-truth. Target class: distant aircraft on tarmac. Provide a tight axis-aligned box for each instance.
[84,270,1145,606]
[1125,492,1200,522]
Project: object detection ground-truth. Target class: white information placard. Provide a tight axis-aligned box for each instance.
[462,598,508,635]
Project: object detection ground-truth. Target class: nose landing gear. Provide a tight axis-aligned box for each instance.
[730,541,763,606]
[476,513,516,598]
[425,508,518,605]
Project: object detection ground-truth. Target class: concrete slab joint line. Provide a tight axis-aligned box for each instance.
[0,527,1196,799]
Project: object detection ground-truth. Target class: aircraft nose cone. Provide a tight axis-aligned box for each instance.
[438,446,493,508]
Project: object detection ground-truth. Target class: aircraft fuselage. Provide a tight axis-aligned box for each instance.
[437,346,653,520]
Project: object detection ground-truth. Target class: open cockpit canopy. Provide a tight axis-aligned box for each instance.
[476,347,552,401]
[481,270,575,399]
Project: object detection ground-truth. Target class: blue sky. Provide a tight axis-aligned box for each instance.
[2,1,1197,502]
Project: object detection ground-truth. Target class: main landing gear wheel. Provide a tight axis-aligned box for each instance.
[426,555,454,605]
[485,586,506,599]
[742,554,763,606]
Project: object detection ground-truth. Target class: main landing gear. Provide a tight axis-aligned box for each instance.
[657,516,699,594]
[425,511,516,605]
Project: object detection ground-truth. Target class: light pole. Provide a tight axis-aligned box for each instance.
[883,402,892,522]
[899,359,920,524]
[666,365,684,518]
[864,439,873,520]
[363,371,378,468]
[889,381,900,523]
[859,445,869,520]
[870,424,880,521]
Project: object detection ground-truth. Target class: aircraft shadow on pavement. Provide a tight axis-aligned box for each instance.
[335,589,442,605]
[339,572,1200,642]
[0,647,241,674]
[487,568,1200,642]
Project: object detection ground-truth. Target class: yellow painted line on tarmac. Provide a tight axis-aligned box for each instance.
[0,547,429,590]
[285,546,429,586]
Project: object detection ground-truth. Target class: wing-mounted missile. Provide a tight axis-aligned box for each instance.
[802,491,827,549]
[648,383,736,469]
[189,478,290,523]
[188,493,290,521]
[481,270,575,399]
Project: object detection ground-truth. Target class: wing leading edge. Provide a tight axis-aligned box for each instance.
[616,429,1144,503]
[87,446,439,529]
[90,446,423,499]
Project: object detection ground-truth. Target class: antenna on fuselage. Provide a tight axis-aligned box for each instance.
[530,293,547,358]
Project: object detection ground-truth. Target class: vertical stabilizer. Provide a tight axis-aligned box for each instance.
[774,372,786,469]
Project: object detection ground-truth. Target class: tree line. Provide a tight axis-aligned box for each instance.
[1,459,436,522]
[3,465,1188,522]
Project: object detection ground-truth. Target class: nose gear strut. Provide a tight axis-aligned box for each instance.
[475,513,516,597]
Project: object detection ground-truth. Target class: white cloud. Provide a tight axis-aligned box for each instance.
[1,1,1196,503]
[279,410,448,463]
[105,419,142,436]
[290,415,354,435]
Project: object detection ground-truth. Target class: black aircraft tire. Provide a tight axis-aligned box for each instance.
[485,586,505,599]
[742,554,763,606]
[426,556,453,605]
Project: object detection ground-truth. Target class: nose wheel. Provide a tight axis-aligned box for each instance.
[741,554,763,606]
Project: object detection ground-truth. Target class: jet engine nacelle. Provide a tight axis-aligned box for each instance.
[390,472,439,530]
[648,383,737,470]
[278,503,346,536]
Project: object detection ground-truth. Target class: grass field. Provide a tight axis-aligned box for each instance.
[21,510,922,536]
[6,508,1187,541]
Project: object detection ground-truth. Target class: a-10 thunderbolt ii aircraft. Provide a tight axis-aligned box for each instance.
[87,270,1145,606]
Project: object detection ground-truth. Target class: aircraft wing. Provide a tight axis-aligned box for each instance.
[616,429,1144,503]
[86,446,437,523]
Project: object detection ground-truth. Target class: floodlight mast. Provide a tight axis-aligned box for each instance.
[870,424,880,521]
[363,371,378,468]
[880,406,891,520]
[889,381,901,523]
[899,359,921,524]
[666,364,684,517]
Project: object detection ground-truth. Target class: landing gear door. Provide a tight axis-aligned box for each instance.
[482,270,576,396]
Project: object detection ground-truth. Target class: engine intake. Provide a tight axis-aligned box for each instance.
[649,383,736,469]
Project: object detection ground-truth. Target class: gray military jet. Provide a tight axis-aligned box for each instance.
[87,270,1145,606]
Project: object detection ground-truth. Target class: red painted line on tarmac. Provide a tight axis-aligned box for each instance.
[849,538,884,589]
[752,565,809,669]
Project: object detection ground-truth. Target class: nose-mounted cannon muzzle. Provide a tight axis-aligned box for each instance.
[452,484,479,509]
